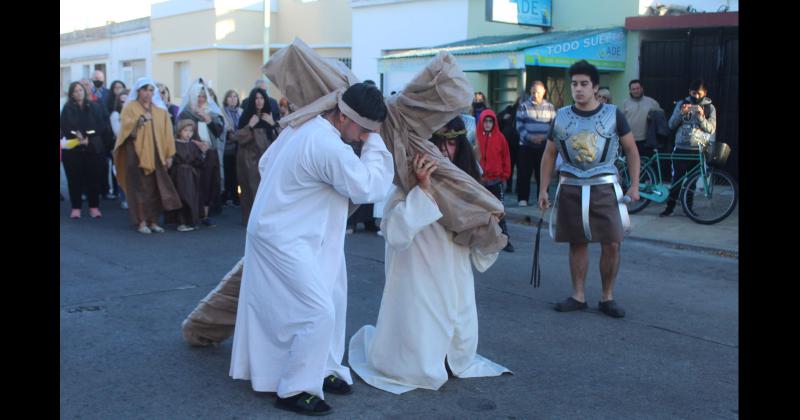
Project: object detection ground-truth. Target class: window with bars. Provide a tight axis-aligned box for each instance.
[336,57,352,69]
[545,75,568,109]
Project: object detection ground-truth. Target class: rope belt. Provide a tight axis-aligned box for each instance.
[549,174,631,241]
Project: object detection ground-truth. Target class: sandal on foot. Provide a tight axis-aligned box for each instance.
[598,300,626,318]
[554,297,588,312]
[275,392,332,416]
[322,375,353,395]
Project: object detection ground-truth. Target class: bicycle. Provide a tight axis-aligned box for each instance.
[615,141,738,225]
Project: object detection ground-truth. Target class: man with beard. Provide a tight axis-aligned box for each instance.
[621,79,661,159]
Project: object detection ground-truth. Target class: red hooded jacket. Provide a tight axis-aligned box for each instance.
[477,109,511,182]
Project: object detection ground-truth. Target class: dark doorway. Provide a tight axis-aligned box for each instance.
[639,28,739,180]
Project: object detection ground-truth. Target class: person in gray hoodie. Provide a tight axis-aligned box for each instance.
[661,79,716,217]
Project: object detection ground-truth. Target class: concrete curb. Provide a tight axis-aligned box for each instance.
[504,210,739,259]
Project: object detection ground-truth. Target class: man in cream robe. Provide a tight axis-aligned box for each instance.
[229,83,394,414]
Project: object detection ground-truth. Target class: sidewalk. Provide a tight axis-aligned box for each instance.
[503,184,739,257]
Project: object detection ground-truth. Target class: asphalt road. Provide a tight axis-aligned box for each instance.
[60,200,738,419]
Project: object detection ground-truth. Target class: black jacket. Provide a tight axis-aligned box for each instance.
[60,100,109,155]
[497,104,520,150]
[241,96,281,123]
[645,108,670,148]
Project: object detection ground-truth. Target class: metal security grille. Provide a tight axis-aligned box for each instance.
[640,28,738,179]
[545,74,568,109]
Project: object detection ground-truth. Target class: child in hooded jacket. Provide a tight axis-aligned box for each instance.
[477,109,514,252]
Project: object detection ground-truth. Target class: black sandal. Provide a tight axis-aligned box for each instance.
[554,297,588,312]
[322,375,353,395]
[275,392,333,416]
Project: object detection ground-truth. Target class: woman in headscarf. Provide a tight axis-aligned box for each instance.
[178,79,224,226]
[230,87,279,223]
[220,89,243,207]
[113,77,182,234]
[60,81,108,219]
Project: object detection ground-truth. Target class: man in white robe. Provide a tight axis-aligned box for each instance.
[229,83,394,416]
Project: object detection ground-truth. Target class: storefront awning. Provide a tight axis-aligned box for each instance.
[378,27,626,73]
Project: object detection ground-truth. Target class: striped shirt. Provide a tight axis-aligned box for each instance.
[516,98,556,148]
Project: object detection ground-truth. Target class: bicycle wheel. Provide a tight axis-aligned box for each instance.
[617,164,654,214]
[681,169,738,224]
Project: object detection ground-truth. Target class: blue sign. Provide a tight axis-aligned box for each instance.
[524,29,627,71]
[487,0,552,28]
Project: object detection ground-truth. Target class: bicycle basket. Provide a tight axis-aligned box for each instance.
[704,142,731,169]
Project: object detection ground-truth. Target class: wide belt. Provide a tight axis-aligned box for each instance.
[550,174,631,241]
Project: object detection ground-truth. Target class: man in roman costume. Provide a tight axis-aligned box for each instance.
[538,60,640,318]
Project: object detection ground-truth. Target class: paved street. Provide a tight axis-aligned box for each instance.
[60,198,738,419]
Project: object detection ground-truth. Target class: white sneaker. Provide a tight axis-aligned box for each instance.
[376,230,384,237]
[137,226,152,235]
[518,200,528,207]
[177,224,196,232]
[149,224,165,233]
[120,201,129,209]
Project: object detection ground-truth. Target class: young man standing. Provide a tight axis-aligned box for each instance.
[661,79,717,217]
[538,60,640,318]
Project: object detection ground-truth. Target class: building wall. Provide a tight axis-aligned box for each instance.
[60,27,151,111]
[109,31,152,86]
[352,0,469,86]
[151,0,351,102]
[466,0,542,38]
[273,0,351,46]
[150,8,264,52]
[551,0,637,31]
[153,50,220,103]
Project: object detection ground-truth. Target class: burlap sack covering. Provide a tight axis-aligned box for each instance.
[263,38,507,253]
[181,258,244,346]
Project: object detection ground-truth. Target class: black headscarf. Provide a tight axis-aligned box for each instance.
[238,88,273,130]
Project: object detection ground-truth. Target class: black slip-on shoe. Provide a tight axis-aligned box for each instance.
[598,300,626,318]
[275,392,332,416]
[322,375,353,395]
[554,297,588,312]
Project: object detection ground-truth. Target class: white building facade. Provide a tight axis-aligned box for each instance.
[351,0,469,92]
[60,18,152,110]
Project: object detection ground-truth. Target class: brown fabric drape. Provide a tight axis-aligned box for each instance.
[181,258,244,346]
[264,38,506,253]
